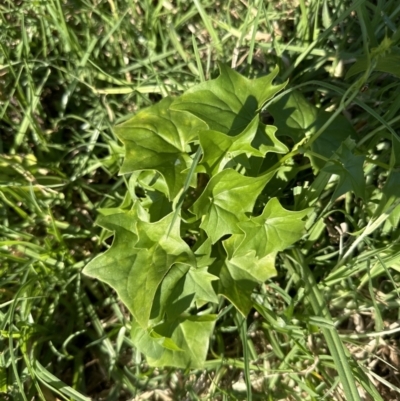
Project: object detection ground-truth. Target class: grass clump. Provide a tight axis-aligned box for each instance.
[1,0,400,400]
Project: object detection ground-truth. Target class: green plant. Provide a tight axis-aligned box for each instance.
[3,0,400,399]
[83,53,400,397]
[83,64,312,367]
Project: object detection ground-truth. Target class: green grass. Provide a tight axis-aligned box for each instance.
[1,0,400,399]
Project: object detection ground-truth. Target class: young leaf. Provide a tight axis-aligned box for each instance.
[171,63,286,135]
[194,237,216,268]
[152,263,218,322]
[211,260,256,316]
[268,91,356,170]
[233,198,310,259]
[83,208,196,328]
[96,203,149,232]
[183,267,219,308]
[115,97,207,199]
[150,263,192,323]
[198,115,286,175]
[310,113,356,170]
[190,169,270,243]
[346,54,400,79]
[224,236,278,282]
[323,139,366,200]
[198,115,263,175]
[131,315,216,368]
[165,267,219,316]
[131,321,179,362]
[374,169,400,217]
[268,90,318,144]
[212,243,278,316]
[254,121,288,156]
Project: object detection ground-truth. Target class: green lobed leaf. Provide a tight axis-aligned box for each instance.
[232,198,310,259]
[131,315,217,368]
[210,241,278,316]
[83,207,196,328]
[190,169,270,243]
[129,170,170,199]
[383,169,400,203]
[152,263,219,322]
[309,113,356,170]
[224,237,278,283]
[377,54,400,78]
[374,169,400,220]
[162,266,218,313]
[198,115,287,175]
[171,63,287,136]
[194,237,216,268]
[268,90,318,143]
[268,91,356,170]
[346,54,400,79]
[210,260,256,316]
[131,322,169,360]
[114,97,207,199]
[96,203,149,232]
[128,171,173,222]
[322,138,366,201]
[255,121,288,156]
[184,267,219,308]
[150,263,192,323]
[197,115,263,175]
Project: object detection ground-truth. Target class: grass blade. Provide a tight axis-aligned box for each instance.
[290,249,362,401]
